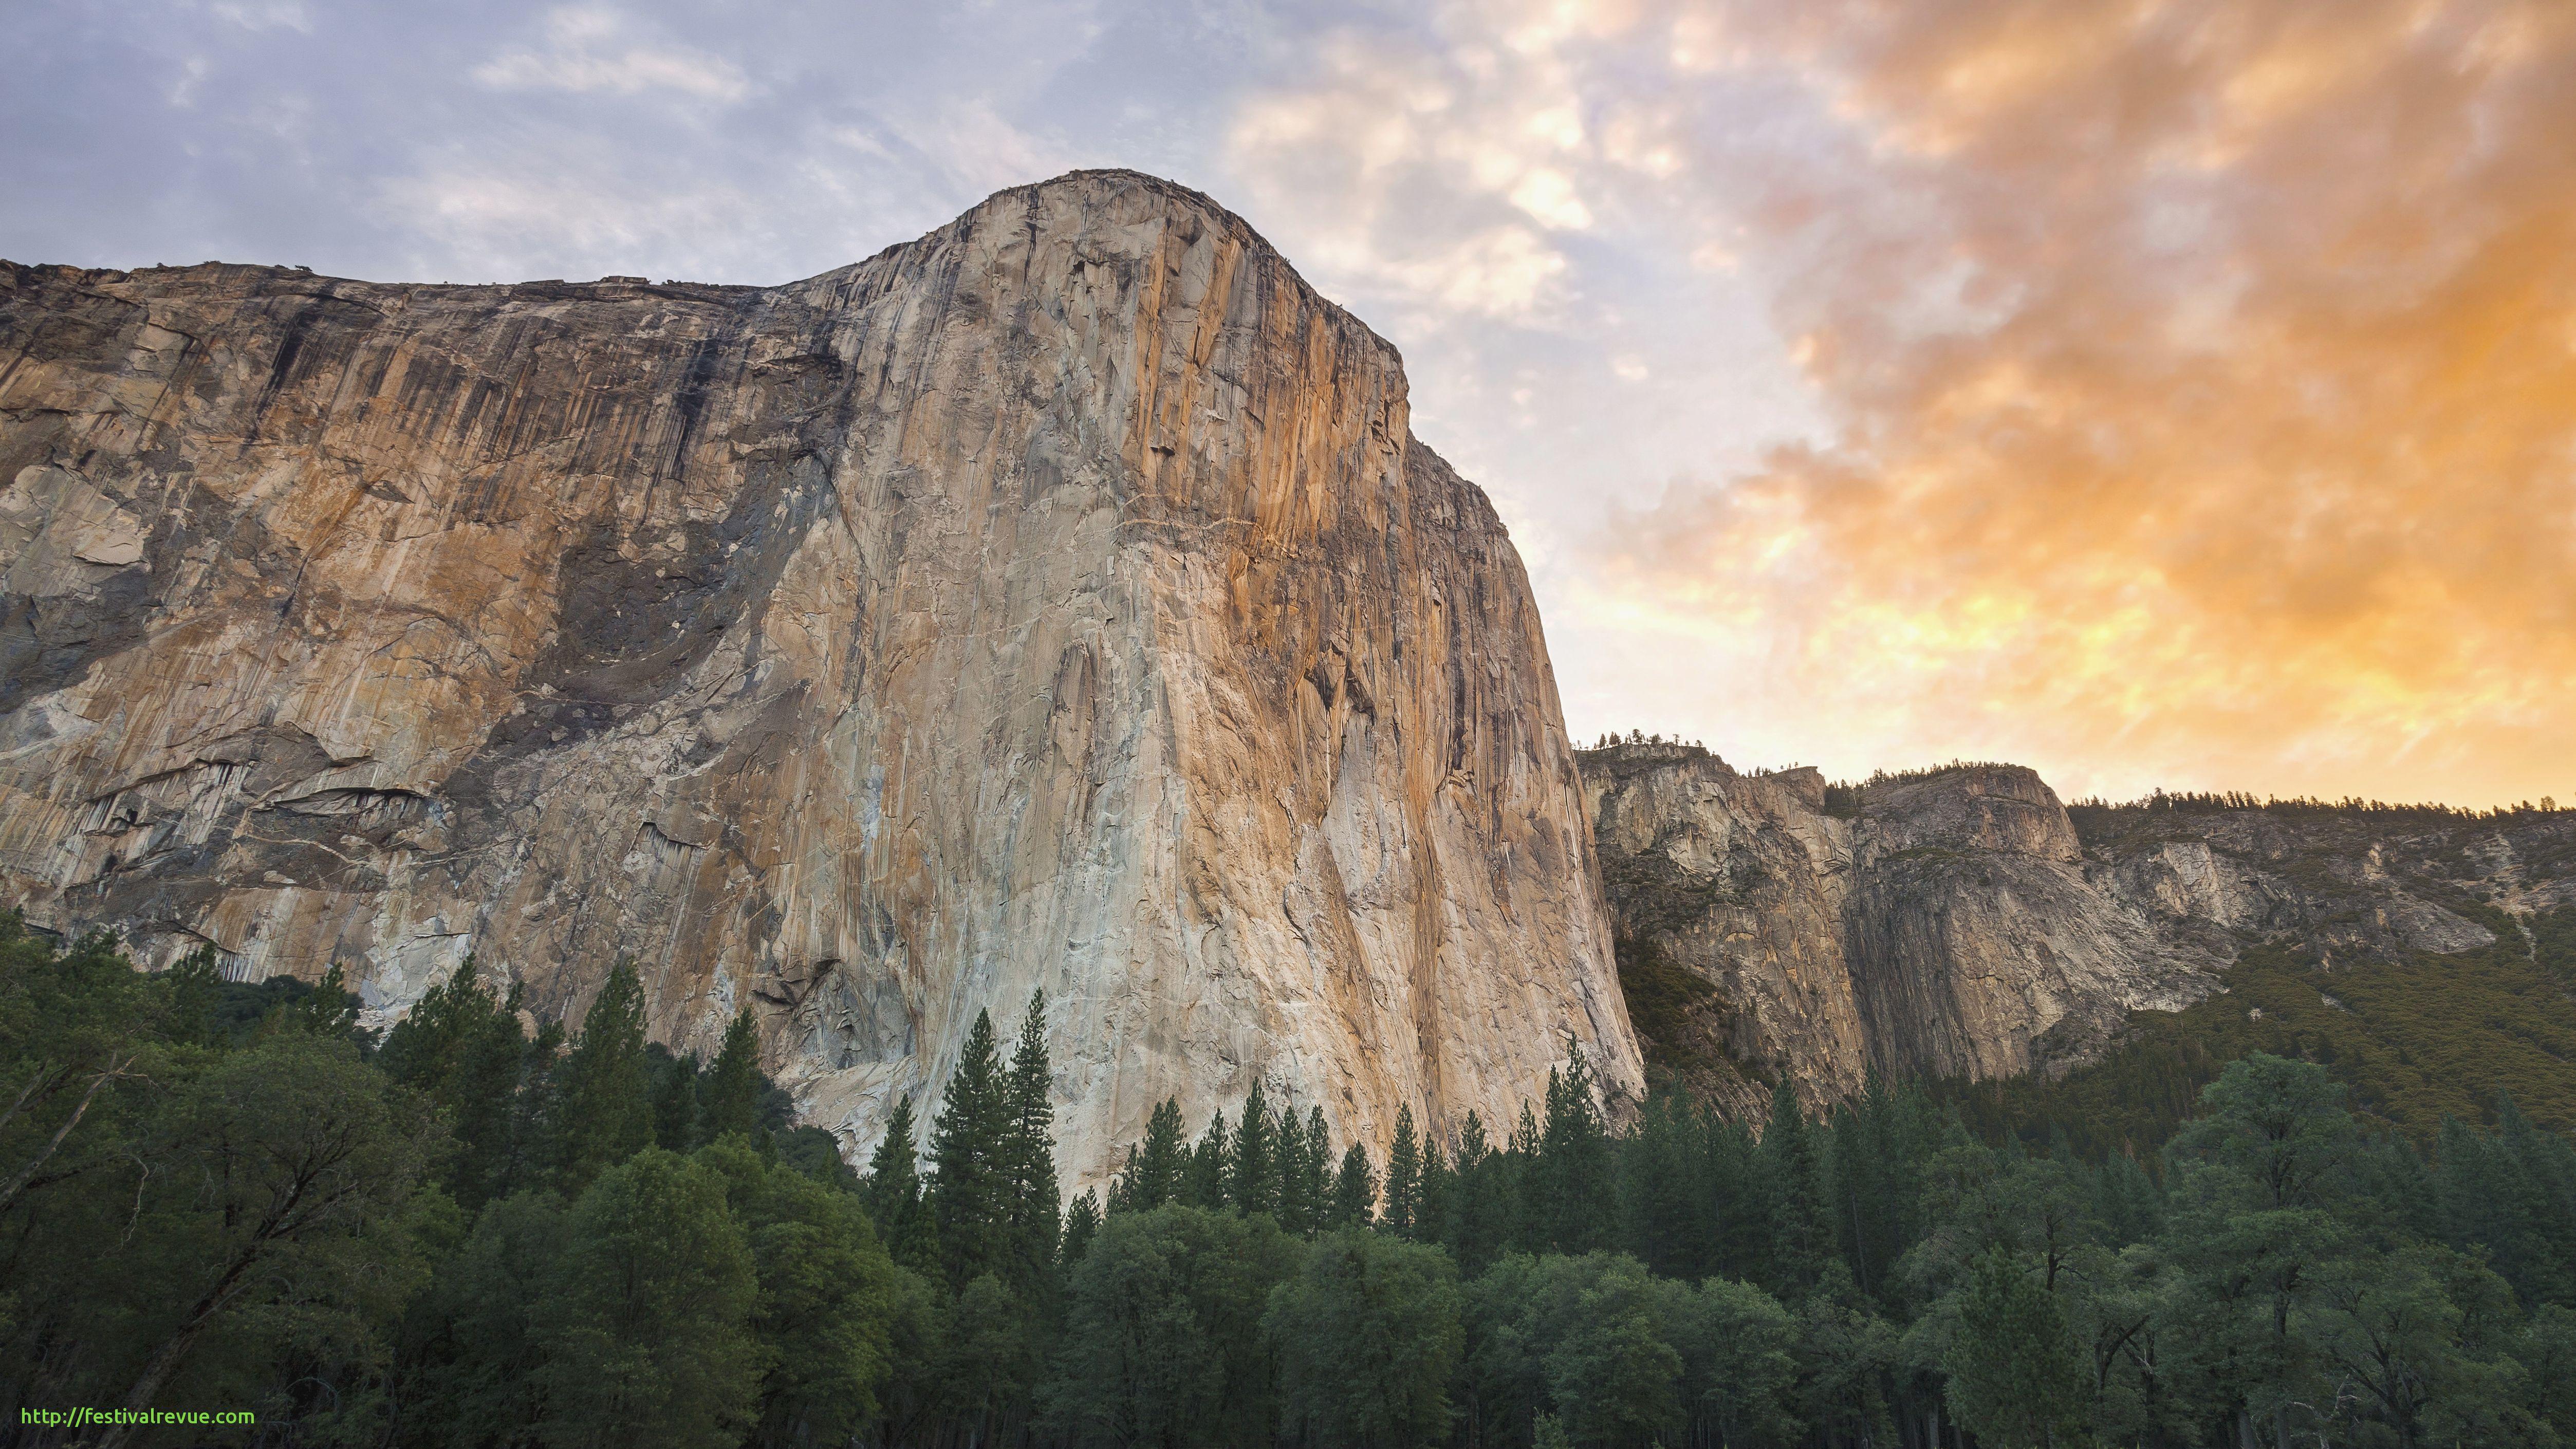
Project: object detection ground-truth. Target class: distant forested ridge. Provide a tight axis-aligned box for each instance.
[6,915,2576,1448]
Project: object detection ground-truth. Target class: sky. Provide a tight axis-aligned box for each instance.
[7,0,2571,807]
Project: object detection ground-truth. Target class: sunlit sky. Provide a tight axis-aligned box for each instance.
[10,0,2572,807]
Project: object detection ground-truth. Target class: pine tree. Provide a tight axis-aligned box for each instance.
[1301,1107,1334,1230]
[378,956,534,1208]
[863,1094,937,1273]
[1274,1105,1313,1234]
[277,962,362,1039]
[1184,1110,1231,1210]
[554,959,654,1192]
[1510,1101,1546,1255]
[1540,1046,1610,1253]
[1001,989,1060,1292]
[1060,1188,1102,1266]
[1417,1135,1452,1248]
[1231,1079,1274,1216]
[928,1008,1011,1287]
[699,1007,763,1143]
[1120,1098,1189,1211]
[1383,1104,1422,1237]
[1759,1075,1824,1297]
[1331,1141,1378,1229]
[1446,1110,1509,1274]
[651,1049,701,1150]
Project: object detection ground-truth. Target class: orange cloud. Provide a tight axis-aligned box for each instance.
[1602,0,2576,805]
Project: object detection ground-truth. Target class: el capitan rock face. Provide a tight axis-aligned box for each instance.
[0,169,1642,1183]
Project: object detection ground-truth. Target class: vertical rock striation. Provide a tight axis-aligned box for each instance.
[0,170,1641,1183]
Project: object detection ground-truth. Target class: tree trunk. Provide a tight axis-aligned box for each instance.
[0,1052,131,1214]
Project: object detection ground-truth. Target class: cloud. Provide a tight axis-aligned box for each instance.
[474,7,749,103]
[1226,0,2576,806]
[1596,0,2576,804]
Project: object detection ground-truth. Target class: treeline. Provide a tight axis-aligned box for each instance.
[2067,788,2567,826]
[9,915,2576,1448]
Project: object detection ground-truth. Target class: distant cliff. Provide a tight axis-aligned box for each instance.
[1579,740,2575,1117]
[0,169,1642,1186]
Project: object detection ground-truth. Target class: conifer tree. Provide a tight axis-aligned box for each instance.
[1445,1110,1511,1274]
[379,956,534,1208]
[1117,1098,1189,1212]
[1331,1141,1378,1229]
[1060,1188,1101,1266]
[864,1094,938,1273]
[1540,1046,1610,1253]
[277,962,363,1039]
[1301,1106,1333,1230]
[651,1049,701,1150]
[1383,1104,1422,1237]
[1001,989,1060,1291]
[928,1008,1011,1287]
[1759,1075,1824,1297]
[1274,1105,1313,1234]
[699,1007,763,1143]
[554,959,654,1192]
[1417,1135,1452,1248]
[1184,1110,1231,1210]
[1231,1079,1274,1216]
[1510,1101,1546,1255]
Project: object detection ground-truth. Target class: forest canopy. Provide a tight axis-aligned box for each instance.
[6,915,2576,1448]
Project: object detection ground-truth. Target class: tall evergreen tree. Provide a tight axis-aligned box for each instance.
[1539,1047,1611,1254]
[1418,1135,1453,1248]
[554,959,654,1192]
[1331,1141,1378,1229]
[1273,1105,1314,1235]
[1184,1110,1231,1210]
[1446,1110,1512,1275]
[1000,990,1060,1292]
[648,1049,699,1151]
[378,956,534,1209]
[700,1008,763,1143]
[1300,1107,1334,1233]
[1510,1101,1547,1256]
[863,1095,937,1273]
[1758,1076,1824,1297]
[927,1009,1011,1288]
[1117,1098,1188,1212]
[1383,1104,1423,1237]
[1060,1190,1102,1266]
[1231,1079,1274,1216]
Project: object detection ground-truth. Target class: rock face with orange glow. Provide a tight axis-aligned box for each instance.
[0,169,1642,1184]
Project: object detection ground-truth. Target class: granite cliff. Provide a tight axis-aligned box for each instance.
[0,169,1642,1184]
[1581,740,2576,1117]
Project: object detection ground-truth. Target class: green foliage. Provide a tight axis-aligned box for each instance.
[552,960,653,1193]
[694,1137,899,1448]
[862,1094,938,1273]
[1941,1247,2089,1448]
[1943,936,2576,1157]
[1001,990,1061,1293]
[1331,1138,1378,1230]
[535,1148,763,1449]
[1267,1231,1462,1448]
[1042,1204,1300,1448]
[699,1007,762,1143]
[10,919,2576,1449]
[927,1008,1010,1288]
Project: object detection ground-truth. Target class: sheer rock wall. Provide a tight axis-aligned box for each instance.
[0,170,1641,1184]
